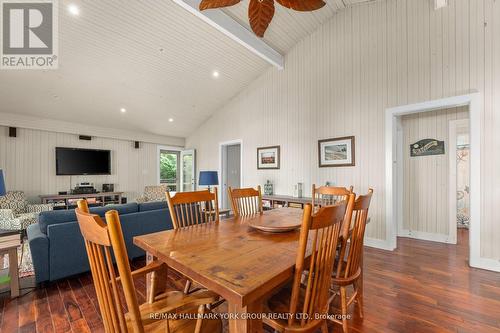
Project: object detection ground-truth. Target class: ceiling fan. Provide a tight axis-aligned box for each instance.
[199,0,326,38]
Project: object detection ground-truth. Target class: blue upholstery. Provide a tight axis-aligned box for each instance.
[27,224,50,283]
[38,203,139,234]
[138,201,167,212]
[29,203,171,283]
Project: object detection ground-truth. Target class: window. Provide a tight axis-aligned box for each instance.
[159,150,180,191]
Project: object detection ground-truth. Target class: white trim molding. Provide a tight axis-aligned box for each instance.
[172,0,284,70]
[0,112,185,147]
[385,93,497,272]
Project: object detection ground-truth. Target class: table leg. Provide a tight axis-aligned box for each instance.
[145,252,167,303]
[8,248,19,298]
[228,301,263,333]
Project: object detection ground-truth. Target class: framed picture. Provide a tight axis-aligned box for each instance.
[318,136,355,167]
[257,146,280,169]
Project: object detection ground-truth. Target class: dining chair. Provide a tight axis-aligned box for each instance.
[311,184,354,208]
[228,185,263,217]
[75,200,222,333]
[166,189,219,294]
[166,190,219,229]
[263,202,347,333]
[329,189,373,333]
[312,185,355,254]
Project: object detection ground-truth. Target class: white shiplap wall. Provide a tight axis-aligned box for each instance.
[0,126,161,202]
[187,0,500,261]
[402,106,468,240]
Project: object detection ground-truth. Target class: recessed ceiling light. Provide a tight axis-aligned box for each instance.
[168,118,174,122]
[68,4,79,16]
[120,108,126,113]
[212,71,220,78]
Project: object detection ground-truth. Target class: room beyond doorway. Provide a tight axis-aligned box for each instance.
[219,140,242,209]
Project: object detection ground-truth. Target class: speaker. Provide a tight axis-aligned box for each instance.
[134,141,140,149]
[79,135,92,141]
[8,127,16,137]
[102,184,114,192]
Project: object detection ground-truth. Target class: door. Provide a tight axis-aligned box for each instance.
[159,150,180,191]
[221,144,241,209]
[181,149,196,192]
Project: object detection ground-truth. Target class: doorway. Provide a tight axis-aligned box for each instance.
[220,141,242,209]
[386,93,484,270]
[157,147,196,193]
[449,119,470,242]
[400,108,468,244]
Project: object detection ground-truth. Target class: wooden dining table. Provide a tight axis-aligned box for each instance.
[134,207,306,333]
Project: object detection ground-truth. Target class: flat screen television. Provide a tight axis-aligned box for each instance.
[56,147,111,175]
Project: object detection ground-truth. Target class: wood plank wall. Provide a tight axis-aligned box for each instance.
[186,0,500,260]
[0,126,160,202]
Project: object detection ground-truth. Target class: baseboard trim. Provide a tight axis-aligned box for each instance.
[398,229,454,244]
[470,257,500,272]
[364,237,394,251]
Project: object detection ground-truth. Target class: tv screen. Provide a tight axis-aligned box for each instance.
[56,147,111,175]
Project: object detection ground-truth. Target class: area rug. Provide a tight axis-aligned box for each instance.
[2,241,35,278]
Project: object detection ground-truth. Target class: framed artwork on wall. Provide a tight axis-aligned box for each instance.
[257,146,280,169]
[318,136,355,167]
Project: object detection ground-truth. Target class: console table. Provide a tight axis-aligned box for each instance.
[262,194,312,209]
[40,192,124,210]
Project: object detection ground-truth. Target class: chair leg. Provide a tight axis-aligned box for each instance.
[321,321,329,333]
[148,271,158,303]
[183,279,192,294]
[340,286,348,333]
[355,280,364,319]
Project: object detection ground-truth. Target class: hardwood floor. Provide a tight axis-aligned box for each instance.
[1,229,499,333]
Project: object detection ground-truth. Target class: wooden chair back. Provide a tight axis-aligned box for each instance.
[228,186,263,217]
[337,189,373,279]
[166,190,219,229]
[288,202,347,328]
[75,200,142,333]
[311,184,353,207]
[312,185,355,243]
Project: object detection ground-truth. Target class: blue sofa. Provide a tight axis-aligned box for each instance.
[27,201,172,283]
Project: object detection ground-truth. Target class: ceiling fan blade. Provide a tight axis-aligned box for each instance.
[275,0,326,11]
[199,0,240,11]
[248,0,275,38]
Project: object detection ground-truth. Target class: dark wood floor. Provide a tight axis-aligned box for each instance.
[1,229,499,333]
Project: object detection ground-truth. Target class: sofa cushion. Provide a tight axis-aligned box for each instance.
[39,203,139,234]
[138,201,167,212]
[91,203,138,217]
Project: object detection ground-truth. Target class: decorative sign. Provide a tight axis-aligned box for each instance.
[410,139,445,157]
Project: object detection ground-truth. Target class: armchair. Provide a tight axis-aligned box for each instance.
[0,191,53,231]
[136,185,169,203]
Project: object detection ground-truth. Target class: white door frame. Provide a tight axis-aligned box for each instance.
[385,93,499,272]
[218,139,243,208]
[448,119,469,245]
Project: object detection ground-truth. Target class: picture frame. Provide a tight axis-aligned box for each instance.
[318,136,355,167]
[257,146,280,169]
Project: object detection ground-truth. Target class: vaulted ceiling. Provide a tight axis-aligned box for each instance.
[0,0,374,139]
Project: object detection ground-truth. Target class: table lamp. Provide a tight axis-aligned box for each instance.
[0,170,6,197]
[199,171,218,192]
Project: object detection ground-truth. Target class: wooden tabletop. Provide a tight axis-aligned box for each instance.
[134,208,306,308]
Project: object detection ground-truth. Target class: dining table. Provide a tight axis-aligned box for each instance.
[133,207,307,333]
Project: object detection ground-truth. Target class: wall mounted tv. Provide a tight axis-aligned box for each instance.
[56,147,111,175]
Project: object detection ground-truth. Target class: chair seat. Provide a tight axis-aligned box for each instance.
[263,283,324,332]
[126,290,222,333]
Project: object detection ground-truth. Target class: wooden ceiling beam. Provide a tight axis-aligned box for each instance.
[172,0,284,70]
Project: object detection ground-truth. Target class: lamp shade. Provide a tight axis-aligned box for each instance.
[0,170,5,196]
[199,171,219,186]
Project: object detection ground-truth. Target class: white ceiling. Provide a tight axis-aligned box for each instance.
[0,0,374,139]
